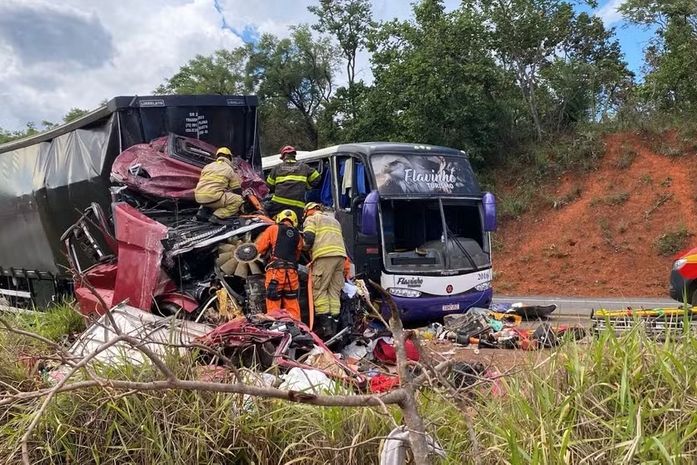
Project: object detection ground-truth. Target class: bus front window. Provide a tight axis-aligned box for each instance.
[381,199,490,273]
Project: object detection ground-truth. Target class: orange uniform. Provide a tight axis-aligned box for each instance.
[254,222,304,320]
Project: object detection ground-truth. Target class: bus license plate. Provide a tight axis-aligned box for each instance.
[442,303,459,311]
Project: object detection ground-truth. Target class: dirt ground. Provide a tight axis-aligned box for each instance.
[494,132,697,297]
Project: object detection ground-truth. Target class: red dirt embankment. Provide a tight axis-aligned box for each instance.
[494,133,697,297]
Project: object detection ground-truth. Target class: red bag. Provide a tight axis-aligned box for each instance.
[373,336,420,365]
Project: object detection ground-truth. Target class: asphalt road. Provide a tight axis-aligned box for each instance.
[494,295,679,325]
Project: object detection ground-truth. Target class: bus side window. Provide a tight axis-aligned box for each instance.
[305,160,333,207]
[337,156,369,211]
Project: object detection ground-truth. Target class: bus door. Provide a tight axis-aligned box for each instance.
[332,154,379,279]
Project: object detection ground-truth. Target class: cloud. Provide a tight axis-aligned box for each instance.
[0,2,114,68]
[0,0,494,131]
[0,0,243,130]
[596,0,626,26]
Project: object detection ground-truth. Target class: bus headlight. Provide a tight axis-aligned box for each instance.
[475,281,492,291]
[674,258,688,270]
[388,288,422,298]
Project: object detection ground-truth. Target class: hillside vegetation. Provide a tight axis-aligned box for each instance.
[494,119,697,296]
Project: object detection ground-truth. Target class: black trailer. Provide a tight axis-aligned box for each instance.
[0,95,259,306]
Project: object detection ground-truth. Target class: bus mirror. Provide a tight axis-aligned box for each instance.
[483,192,497,232]
[360,190,379,236]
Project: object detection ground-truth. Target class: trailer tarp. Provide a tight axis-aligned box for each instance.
[0,95,259,277]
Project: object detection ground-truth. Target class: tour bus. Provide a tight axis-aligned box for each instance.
[262,143,496,322]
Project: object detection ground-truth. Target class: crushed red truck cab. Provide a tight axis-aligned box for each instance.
[65,134,272,318]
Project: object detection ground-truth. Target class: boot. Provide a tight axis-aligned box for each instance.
[195,206,214,222]
[209,215,241,227]
[329,315,339,338]
[314,314,333,341]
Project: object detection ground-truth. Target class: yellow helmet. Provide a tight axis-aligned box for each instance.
[304,202,321,213]
[216,147,233,158]
[275,209,298,227]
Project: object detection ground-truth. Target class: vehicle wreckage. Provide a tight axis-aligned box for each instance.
[1,93,497,327]
[63,133,282,321]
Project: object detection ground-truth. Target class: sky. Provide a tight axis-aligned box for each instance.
[0,0,652,131]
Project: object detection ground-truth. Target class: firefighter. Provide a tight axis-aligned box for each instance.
[255,209,304,320]
[266,145,321,220]
[194,147,244,223]
[302,202,351,340]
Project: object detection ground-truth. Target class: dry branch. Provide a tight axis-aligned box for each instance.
[2,269,462,464]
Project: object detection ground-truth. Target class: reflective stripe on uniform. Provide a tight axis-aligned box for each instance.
[266,175,276,186]
[271,194,306,208]
[312,245,347,257]
[195,157,241,202]
[303,213,347,259]
[309,225,343,234]
[275,174,310,185]
[202,174,234,183]
[308,170,320,182]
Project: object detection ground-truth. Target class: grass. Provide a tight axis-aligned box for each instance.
[489,123,605,221]
[656,226,692,256]
[548,186,583,210]
[591,191,630,207]
[10,302,85,342]
[499,183,538,220]
[616,144,638,169]
[5,307,697,463]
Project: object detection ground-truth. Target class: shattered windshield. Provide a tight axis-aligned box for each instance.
[381,198,490,273]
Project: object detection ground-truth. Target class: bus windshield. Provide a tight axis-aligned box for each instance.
[380,198,490,273]
[371,153,480,197]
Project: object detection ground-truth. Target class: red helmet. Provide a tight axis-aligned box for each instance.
[280,145,297,159]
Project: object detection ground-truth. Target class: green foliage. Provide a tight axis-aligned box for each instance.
[247,26,338,150]
[620,0,697,112]
[477,327,697,463]
[62,108,90,123]
[309,0,374,127]
[12,303,85,343]
[656,226,692,256]
[0,122,43,145]
[360,0,511,165]
[499,183,539,220]
[155,49,249,96]
[549,185,583,209]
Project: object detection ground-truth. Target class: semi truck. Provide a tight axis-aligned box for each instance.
[0,95,259,307]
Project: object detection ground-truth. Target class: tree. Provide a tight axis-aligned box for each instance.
[543,12,633,127]
[156,49,249,95]
[63,108,90,123]
[361,0,510,165]
[480,0,578,139]
[621,0,697,111]
[308,0,374,121]
[0,122,42,145]
[246,26,338,149]
[478,0,632,138]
